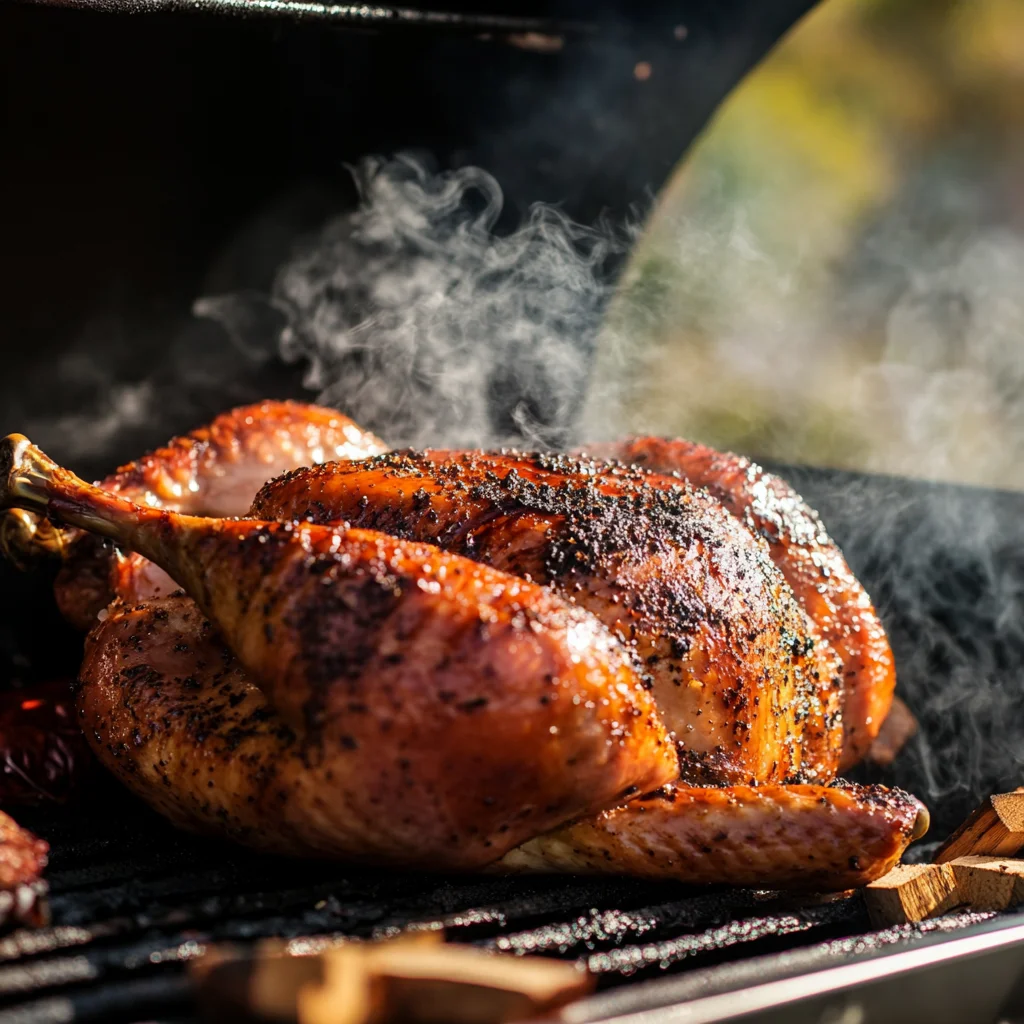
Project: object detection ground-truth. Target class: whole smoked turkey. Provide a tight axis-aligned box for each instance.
[0,404,926,889]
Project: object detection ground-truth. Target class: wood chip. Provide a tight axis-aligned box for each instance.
[193,930,593,1024]
[298,948,384,1024]
[349,943,593,1024]
[935,789,1024,863]
[863,863,962,927]
[949,856,1024,912]
[865,697,918,767]
[193,931,440,1023]
[193,947,325,1022]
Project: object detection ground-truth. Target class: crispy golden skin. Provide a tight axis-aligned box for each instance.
[77,595,924,888]
[499,783,926,890]
[77,593,672,867]
[54,400,386,629]
[250,450,843,785]
[581,438,896,769]
[24,460,673,870]
[1,416,927,890]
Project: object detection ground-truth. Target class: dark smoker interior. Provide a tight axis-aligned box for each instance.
[0,0,818,695]
[2,1,1024,1019]
[1,0,820,463]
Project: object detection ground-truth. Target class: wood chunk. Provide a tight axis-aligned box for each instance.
[298,948,384,1024]
[866,697,918,767]
[194,949,326,1022]
[249,952,327,1022]
[863,863,962,927]
[194,931,442,1023]
[375,945,592,1024]
[935,789,1024,863]
[949,856,1024,912]
[300,944,594,1024]
[193,931,593,1024]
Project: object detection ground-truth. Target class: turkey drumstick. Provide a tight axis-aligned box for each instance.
[0,434,675,869]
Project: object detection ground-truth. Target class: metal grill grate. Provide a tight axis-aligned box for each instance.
[0,467,1019,1022]
[0,788,996,1024]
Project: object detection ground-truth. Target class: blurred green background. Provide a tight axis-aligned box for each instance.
[590,0,1024,490]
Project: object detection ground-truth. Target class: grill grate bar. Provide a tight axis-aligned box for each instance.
[0,896,862,1010]
[581,904,851,976]
[481,893,862,957]
[0,793,999,1022]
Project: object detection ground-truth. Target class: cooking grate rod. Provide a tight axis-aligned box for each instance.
[0,792,1008,1022]
[560,913,1024,1024]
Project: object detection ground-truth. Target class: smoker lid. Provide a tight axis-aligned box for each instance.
[12,0,595,32]
[7,0,814,35]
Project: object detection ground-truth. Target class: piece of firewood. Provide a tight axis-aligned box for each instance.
[935,789,1024,863]
[865,697,918,767]
[949,856,1024,912]
[377,944,592,1024]
[193,930,442,1023]
[297,948,385,1024]
[194,947,326,1022]
[863,863,962,927]
[299,944,594,1024]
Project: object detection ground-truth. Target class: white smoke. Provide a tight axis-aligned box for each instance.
[583,158,1024,492]
[199,156,631,450]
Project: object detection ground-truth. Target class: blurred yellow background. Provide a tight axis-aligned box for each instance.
[590,0,1024,489]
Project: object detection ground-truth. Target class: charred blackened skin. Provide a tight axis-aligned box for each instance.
[0,680,95,805]
[251,448,844,786]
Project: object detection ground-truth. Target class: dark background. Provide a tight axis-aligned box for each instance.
[0,0,815,470]
[0,0,816,676]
